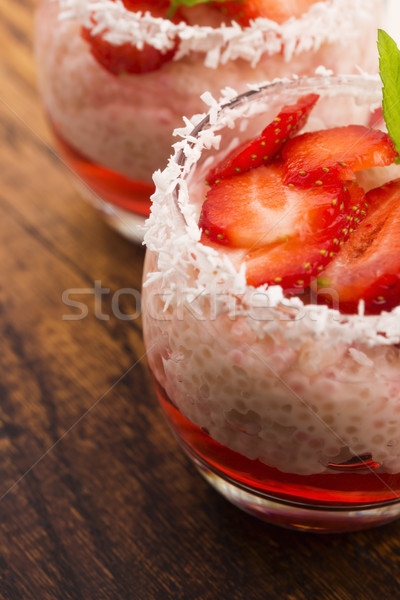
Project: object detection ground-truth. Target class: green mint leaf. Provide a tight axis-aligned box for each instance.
[378,29,400,163]
[167,0,229,19]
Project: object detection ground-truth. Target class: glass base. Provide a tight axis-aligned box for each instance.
[184,445,400,533]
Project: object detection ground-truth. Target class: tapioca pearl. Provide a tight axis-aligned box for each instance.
[199,382,210,398]
[347,361,370,377]
[193,353,205,368]
[221,384,238,399]
[308,437,325,450]
[180,331,197,348]
[220,366,232,380]
[236,378,253,392]
[358,387,372,400]
[321,413,335,426]
[349,412,364,423]
[293,430,309,443]
[274,413,297,427]
[349,443,368,455]
[371,433,386,445]
[325,445,342,457]
[224,409,262,436]
[387,426,399,437]
[200,345,212,360]
[345,425,359,435]
[233,398,246,412]
[255,381,280,400]
[293,409,313,423]
[190,372,201,386]
[320,400,335,413]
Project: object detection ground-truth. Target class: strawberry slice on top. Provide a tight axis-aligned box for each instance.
[206,93,319,186]
[214,0,322,26]
[121,0,171,13]
[282,125,398,187]
[244,181,367,290]
[82,1,178,75]
[200,162,348,250]
[317,178,400,314]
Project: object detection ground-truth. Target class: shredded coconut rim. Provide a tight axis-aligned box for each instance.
[55,0,379,68]
[144,73,400,347]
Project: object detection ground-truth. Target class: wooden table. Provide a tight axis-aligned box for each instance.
[1,2,400,599]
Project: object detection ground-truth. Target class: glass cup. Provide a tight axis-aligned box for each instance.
[35,0,383,241]
[142,74,400,533]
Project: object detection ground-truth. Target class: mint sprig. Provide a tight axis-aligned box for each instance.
[378,29,400,164]
[167,0,230,19]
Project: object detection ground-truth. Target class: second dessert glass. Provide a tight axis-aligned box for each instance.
[35,0,383,240]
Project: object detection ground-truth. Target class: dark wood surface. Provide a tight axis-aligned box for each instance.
[2,1,400,598]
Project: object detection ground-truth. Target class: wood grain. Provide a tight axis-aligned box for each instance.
[1,1,400,598]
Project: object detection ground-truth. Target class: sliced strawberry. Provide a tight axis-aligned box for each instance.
[317,178,400,314]
[200,162,347,250]
[282,125,398,187]
[121,0,170,14]
[81,1,177,75]
[82,28,177,75]
[244,182,367,290]
[214,0,321,26]
[206,93,319,186]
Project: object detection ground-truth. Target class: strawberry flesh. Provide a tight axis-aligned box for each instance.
[81,1,177,75]
[282,125,398,187]
[317,179,400,314]
[206,93,319,186]
[214,0,322,26]
[200,161,349,253]
[121,0,170,14]
[245,182,367,289]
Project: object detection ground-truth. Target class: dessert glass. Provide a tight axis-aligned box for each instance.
[35,0,383,241]
[142,74,400,533]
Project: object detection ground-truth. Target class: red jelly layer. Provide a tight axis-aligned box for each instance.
[155,379,400,507]
[53,128,154,216]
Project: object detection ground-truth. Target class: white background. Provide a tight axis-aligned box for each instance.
[384,0,400,42]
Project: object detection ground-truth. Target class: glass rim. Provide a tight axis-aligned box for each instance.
[53,0,381,64]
